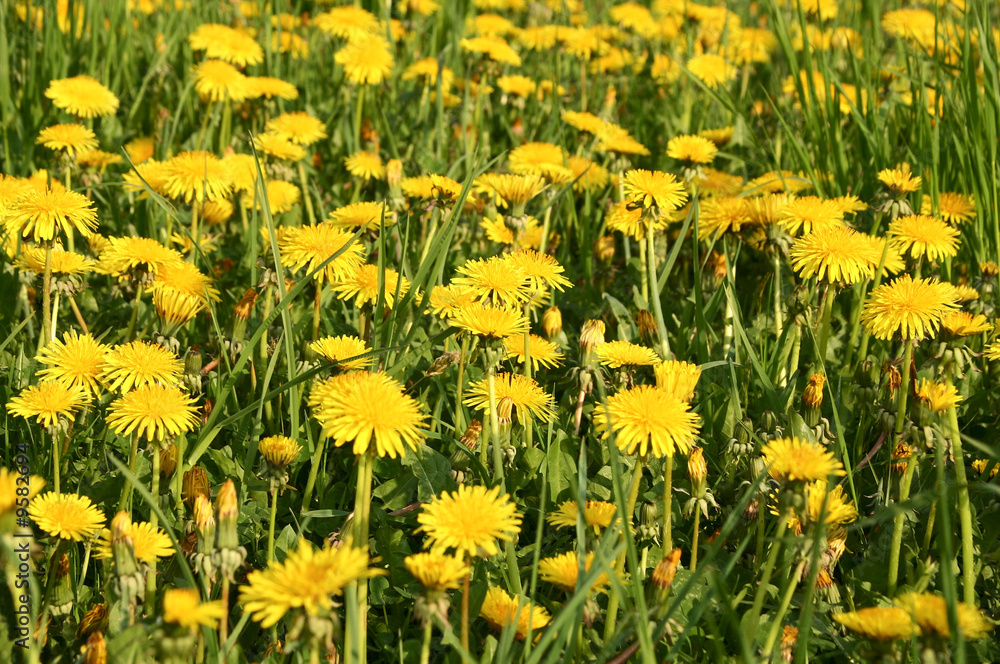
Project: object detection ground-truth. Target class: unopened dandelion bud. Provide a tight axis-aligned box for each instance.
[803,373,825,427]
[231,288,257,339]
[215,479,239,551]
[192,494,217,577]
[76,603,109,641]
[159,444,178,478]
[51,554,74,616]
[386,158,403,187]
[182,467,210,507]
[593,235,615,263]
[542,306,562,340]
[982,261,999,277]
[816,568,840,604]
[891,443,915,475]
[579,319,605,353]
[854,358,876,388]
[639,501,659,541]
[496,396,514,428]
[651,548,682,605]
[258,435,302,485]
[111,512,143,605]
[759,411,777,436]
[687,447,708,499]
[460,420,482,451]
[83,632,107,664]
[636,309,657,342]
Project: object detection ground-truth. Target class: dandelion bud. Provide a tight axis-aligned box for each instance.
[780,626,798,662]
[83,632,107,664]
[884,362,901,396]
[651,548,682,606]
[215,479,246,578]
[496,396,514,427]
[802,373,825,427]
[258,435,302,484]
[51,554,74,616]
[425,351,459,377]
[231,288,257,339]
[159,445,178,478]
[981,261,999,277]
[460,420,482,451]
[579,319,605,353]
[891,443,915,476]
[816,568,840,604]
[687,447,707,499]
[759,411,777,435]
[76,603,109,640]
[593,235,615,263]
[111,512,143,605]
[542,306,562,340]
[639,501,659,541]
[636,309,656,342]
[182,467,210,507]
[386,158,403,187]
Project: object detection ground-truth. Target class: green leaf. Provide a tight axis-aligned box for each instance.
[400,444,456,502]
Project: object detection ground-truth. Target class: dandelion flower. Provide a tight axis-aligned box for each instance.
[453,256,530,307]
[44,75,119,118]
[162,589,226,630]
[921,192,975,225]
[203,27,263,67]
[258,435,303,471]
[539,552,610,592]
[404,552,469,592]
[77,149,123,169]
[607,201,667,240]
[778,197,846,235]
[860,276,959,340]
[344,151,386,180]
[594,124,650,156]
[877,167,921,196]
[335,35,394,85]
[193,59,250,103]
[484,174,546,208]
[654,360,701,402]
[309,335,373,370]
[508,143,571,182]
[833,607,917,641]
[595,340,659,368]
[149,260,220,305]
[265,112,328,146]
[28,493,105,541]
[332,263,410,308]
[328,201,393,229]
[894,593,993,640]
[5,188,98,242]
[621,169,688,212]
[162,151,233,203]
[686,53,737,89]
[427,284,478,319]
[101,341,184,393]
[547,500,617,533]
[254,133,307,162]
[314,6,380,41]
[106,384,200,442]
[460,35,522,66]
[309,371,426,459]
[36,124,99,158]
[666,134,718,165]
[505,250,572,293]
[124,137,155,164]
[245,76,300,101]
[761,437,845,483]
[450,302,529,339]
[0,468,45,515]
[240,538,378,628]
[593,386,701,458]
[35,330,108,395]
[416,484,522,558]
[939,311,991,338]
[888,214,960,262]
[7,382,89,428]
[278,224,364,284]
[98,237,183,279]
[503,334,564,371]
[789,226,880,284]
[96,520,174,563]
[568,156,610,192]
[465,373,556,423]
[916,378,962,413]
[478,587,550,640]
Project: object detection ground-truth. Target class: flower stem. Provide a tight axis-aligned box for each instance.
[815,282,834,364]
[297,161,316,225]
[145,446,160,616]
[354,451,374,661]
[661,453,673,556]
[604,457,645,641]
[887,341,914,596]
[461,570,470,651]
[455,335,468,432]
[762,560,807,657]
[947,396,976,604]
[126,284,144,342]
[267,483,278,563]
[119,432,140,512]
[486,356,504,486]
[419,619,433,664]
[353,86,366,152]
[690,508,701,573]
[647,217,671,358]
[51,428,60,495]
[638,230,649,305]
[188,204,200,263]
[40,245,53,351]
[312,282,323,341]
[744,514,789,644]
[522,304,533,449]
[68,293,89,334]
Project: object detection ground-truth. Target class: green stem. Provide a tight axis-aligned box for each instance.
[690,508,700,573]
[461,570,470,651]
[419,619,433,664]
[487,357,504,486]
[662,454,673,556]
[173,435,186,517]
[126,284,144,342]
[313,282,323,341]
[297,161,316,225]
[638,229,649,305]
[947,398,976,604]
[772,247,783,342]
[456,335,469,433]
[647,217,670,358]
[354,451,374,663]
[353,86,366,152]
[188,203,200,263]
[816,283,834,364]
[267,483,278,563]
[522,304,533,450]
[744,515,789,644]
[40,245,52,351]
[51,428,61,495]
[538,205,553,255]
[762,560,807,657]
[932,417,966,657]
[119,432,140,512]
[603,457,645,641]
[887,341,914,596]
[145,447,160,616]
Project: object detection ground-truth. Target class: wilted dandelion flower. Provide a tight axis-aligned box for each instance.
[539,552,610,592]
[265,112,328,146]
[36,124,99,158]
[96,520,174,563]
[478,587,550,640]
[654,360,701,402]
[915,378,962,413]
[101,339,182,393]
[503,334,564,371]
[833,607,918,641]
[5,188,98,242]
[593,386,701,458]
[44,75,119,118]
[761,437,845,483]
[404,552,469,592]
[788,226,879,284]
[309,371,426,459]
[621,169,688,212]
[279,224,364,284]
[595,340,659,368]
[309,335,373,370]
[666,134,718,165]
[106,384,199,442]
[921,192,975,225]
[332,263,410,308]
[860,275,959,340]
[888,214,960,262]
[240,538,378,628]
[344,151,386,180]
[7,382,89,428]
[547,500,617,533]
[35,330,108,395]
[28,493,105,541]
[778,197,846,235]
[335,35,394,85]
[416,484,522,558]
[465,373,556,423]
[98,236,184,279]
[162,589,226,630]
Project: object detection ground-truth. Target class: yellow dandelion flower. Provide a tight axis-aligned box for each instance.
[761,437,845,483]
[201,26,263,67]
[0,468,45,516]
[478,587,550,640]
[916,378,962,413]
[877,166,921,196]
[162,588,226,630]
[28,493,105,541]
[5,188,98,242]
[465,372,556,423]
[593,386,701,458]
[97,236,184,279]
[35,330,108,395]
[607,201,666,241]
[547,500,617,533]
[7,382,89,428]
[314,6,380,41]
[44,75,119,118]
[258,435,302,471]
[335,35,394,85]
[920,192,975,225]
[309,335,373,370]
[654,360,701,402]
[162,151,233,203]
[778,196,847,235]
[503,334,564,371]
[833,607,917,641]
[193,59,250,103]
[416,484,522,558]
[567,156,610,192]
[327,201,393,229]
[539,551,610,593]
[265,112,328,146]
[427,284,479,319]
[686,53,737,89]
[309,371,426,459]
[894,593,993,640]
[76,149,123,169]
[666,134,718,165]
[460,35,521,66]
[16,245,94,276]
[888,214,960,262]
[101,341,184,393]
[278,224,364,284]
[860,275,959,340]
[36,124,99,158]
[244,76,299,101]
[621,169,688,212]
[505,249,571,293]
[509,142,571,182]
[95,520,174,563]
[595,340,659,368]
[124,137,155,164]
[940,311,990,338]
[450,302,529,339]
[254,132,307,162]
[453,256,530,307]
[332,263,410,308]
[789,226,880,284]
[106,384,199,442]
[404,552,469,592]
[344,151,386,180]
